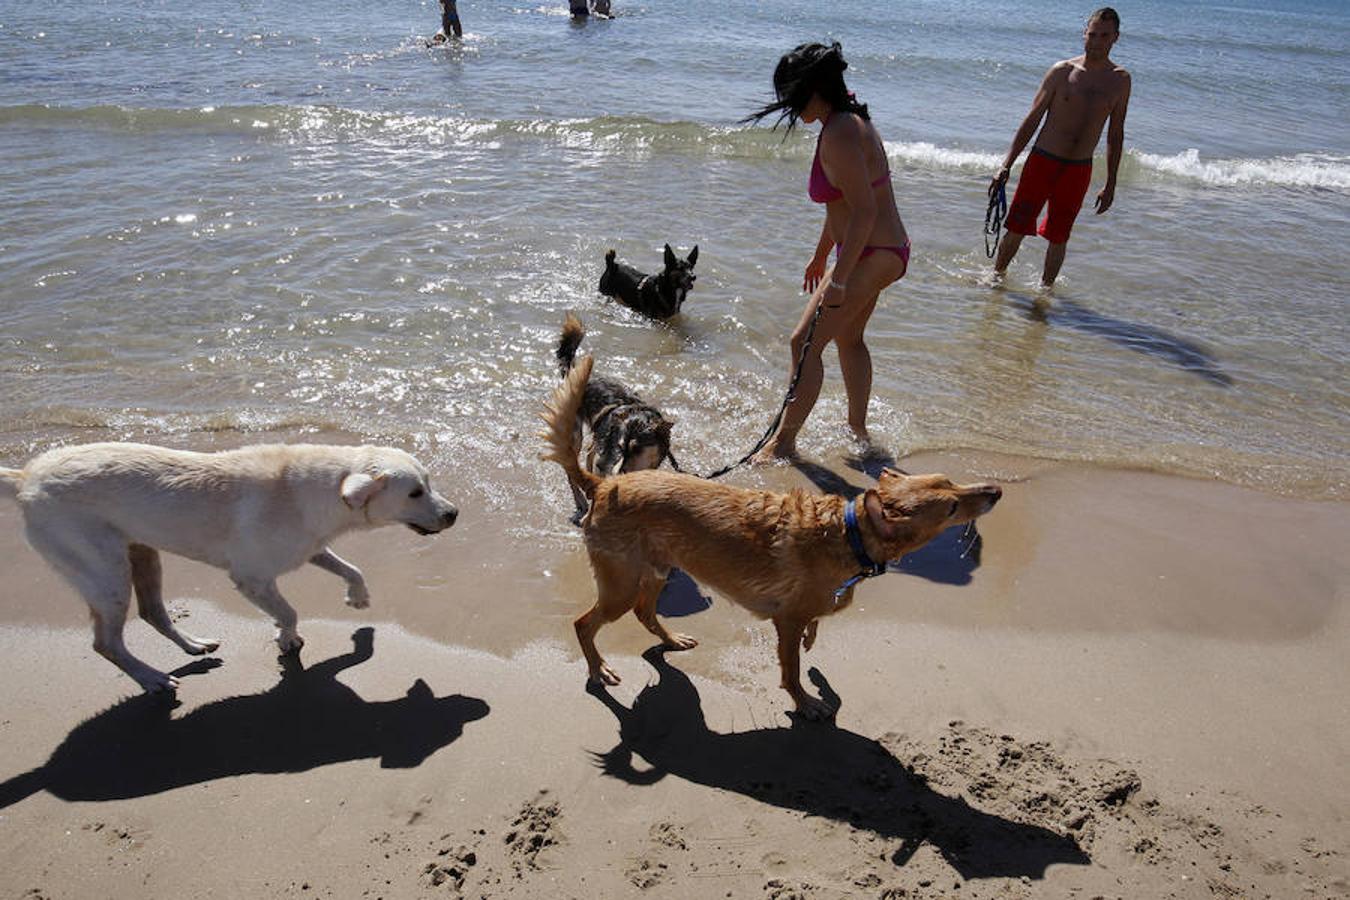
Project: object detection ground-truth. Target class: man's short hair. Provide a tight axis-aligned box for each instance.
[1090,7,1121,32]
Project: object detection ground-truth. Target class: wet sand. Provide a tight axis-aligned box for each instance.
[0,451,1346,898]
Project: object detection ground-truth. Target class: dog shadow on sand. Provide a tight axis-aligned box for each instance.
[589,648,1087,881]
[0,627,489,808]
[795,452,985,586]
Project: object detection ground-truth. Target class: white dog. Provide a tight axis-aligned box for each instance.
[0,442,458,693]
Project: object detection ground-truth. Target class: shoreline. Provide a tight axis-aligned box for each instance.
[1,446,1342,645]
[0,448,1346,897]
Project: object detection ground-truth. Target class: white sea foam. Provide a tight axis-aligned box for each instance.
[885,140,1003,172]
[884,138,1350,191]
[1133,149,1350,190]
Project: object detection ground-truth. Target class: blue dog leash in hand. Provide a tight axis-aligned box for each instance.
[834,497,889,601]
[984,178,1008,259]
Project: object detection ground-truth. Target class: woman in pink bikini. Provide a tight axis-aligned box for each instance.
[746,42,910,461]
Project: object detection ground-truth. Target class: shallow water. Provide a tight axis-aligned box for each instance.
[1,0,1347,516]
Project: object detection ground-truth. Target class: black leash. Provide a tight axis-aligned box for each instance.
[984,178,1008,259]
[673,297,829,480]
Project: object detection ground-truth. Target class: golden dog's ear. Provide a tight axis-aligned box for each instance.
[341,472,387,509]
[862,488,901,541]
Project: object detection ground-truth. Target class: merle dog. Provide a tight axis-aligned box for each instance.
[554,313,678,523]
[598,244,698,320]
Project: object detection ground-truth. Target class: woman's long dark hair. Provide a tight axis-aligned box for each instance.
[743,41,869,133]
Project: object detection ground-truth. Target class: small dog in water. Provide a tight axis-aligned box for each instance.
[598,244,699,320]
[0,442,458,693]
[555,313,678,522]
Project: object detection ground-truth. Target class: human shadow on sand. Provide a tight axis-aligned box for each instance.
[589,649,1087,880]
[0,627,489,808]
[794,456,984,587]
[1003,290,1232,387]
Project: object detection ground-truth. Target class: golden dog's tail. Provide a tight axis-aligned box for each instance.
[541,354,602,501]
[0,467,21,502]
[556,311,586,378]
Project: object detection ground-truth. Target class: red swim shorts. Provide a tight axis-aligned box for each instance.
[1005,148,1094,245]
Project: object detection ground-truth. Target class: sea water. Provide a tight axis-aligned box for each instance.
[1,0,1347,533]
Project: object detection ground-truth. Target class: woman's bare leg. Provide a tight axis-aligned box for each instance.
[755,252,903,461]
[837,252,905,443]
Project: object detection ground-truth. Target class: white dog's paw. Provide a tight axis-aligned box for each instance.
[136,670,179,693]
[185,636,221,655]
[275,630,305,654]
[345,584,371,609]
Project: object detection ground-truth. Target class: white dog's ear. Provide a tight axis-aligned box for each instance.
[862,488,900,541]
[341,472,387,509]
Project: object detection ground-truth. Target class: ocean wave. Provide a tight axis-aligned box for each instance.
[0,102,809,157]
[6,103,1347,191]
[1130,149,1350,190]
[885,140,1350,191]
[883,140,1004,172]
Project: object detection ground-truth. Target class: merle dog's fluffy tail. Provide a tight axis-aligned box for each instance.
[540,355,601,503]
[0,467,21,502]
[556,312,586,378]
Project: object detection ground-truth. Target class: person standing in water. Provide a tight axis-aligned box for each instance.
[990,8,1131,288]
[432,0,462,40]
[744,42,910,461]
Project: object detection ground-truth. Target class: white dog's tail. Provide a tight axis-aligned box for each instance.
[0,467,21,502]
[540,355,602,502]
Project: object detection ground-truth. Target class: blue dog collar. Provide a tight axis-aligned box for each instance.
[844,498,886,577]
[834,497,889,604]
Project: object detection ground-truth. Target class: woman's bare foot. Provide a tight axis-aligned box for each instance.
[751,436,798,464]
[848,424,872,449]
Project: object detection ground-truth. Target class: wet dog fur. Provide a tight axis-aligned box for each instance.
[597,244,698,320]
[541,358,1002,719]
[555,313,678,523]
[0,442,458,693]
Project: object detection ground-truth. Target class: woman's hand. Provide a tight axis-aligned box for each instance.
[803,253,829,293]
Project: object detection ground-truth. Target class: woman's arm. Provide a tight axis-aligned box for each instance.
[803,220,833,292]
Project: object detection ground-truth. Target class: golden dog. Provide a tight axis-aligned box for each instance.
[542,357,1002,719]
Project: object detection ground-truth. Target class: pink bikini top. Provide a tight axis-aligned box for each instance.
[809,117,890,204]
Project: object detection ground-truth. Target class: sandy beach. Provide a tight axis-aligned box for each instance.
[4,0,1349,896]
[1,451,1346,899]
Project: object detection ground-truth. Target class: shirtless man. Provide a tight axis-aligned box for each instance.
[990,8,1131,287]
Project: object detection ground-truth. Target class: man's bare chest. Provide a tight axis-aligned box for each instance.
[1060,69,1121,114]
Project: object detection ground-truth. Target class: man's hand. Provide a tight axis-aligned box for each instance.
[989,166,1011,197]
[1095,182,1115,214]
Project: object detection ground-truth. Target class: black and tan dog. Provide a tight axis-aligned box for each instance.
[542,357,1002,719]
[554,313,678,523]
[597,244,698,320]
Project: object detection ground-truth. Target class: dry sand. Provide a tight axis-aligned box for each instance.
[0,451,1346,899]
